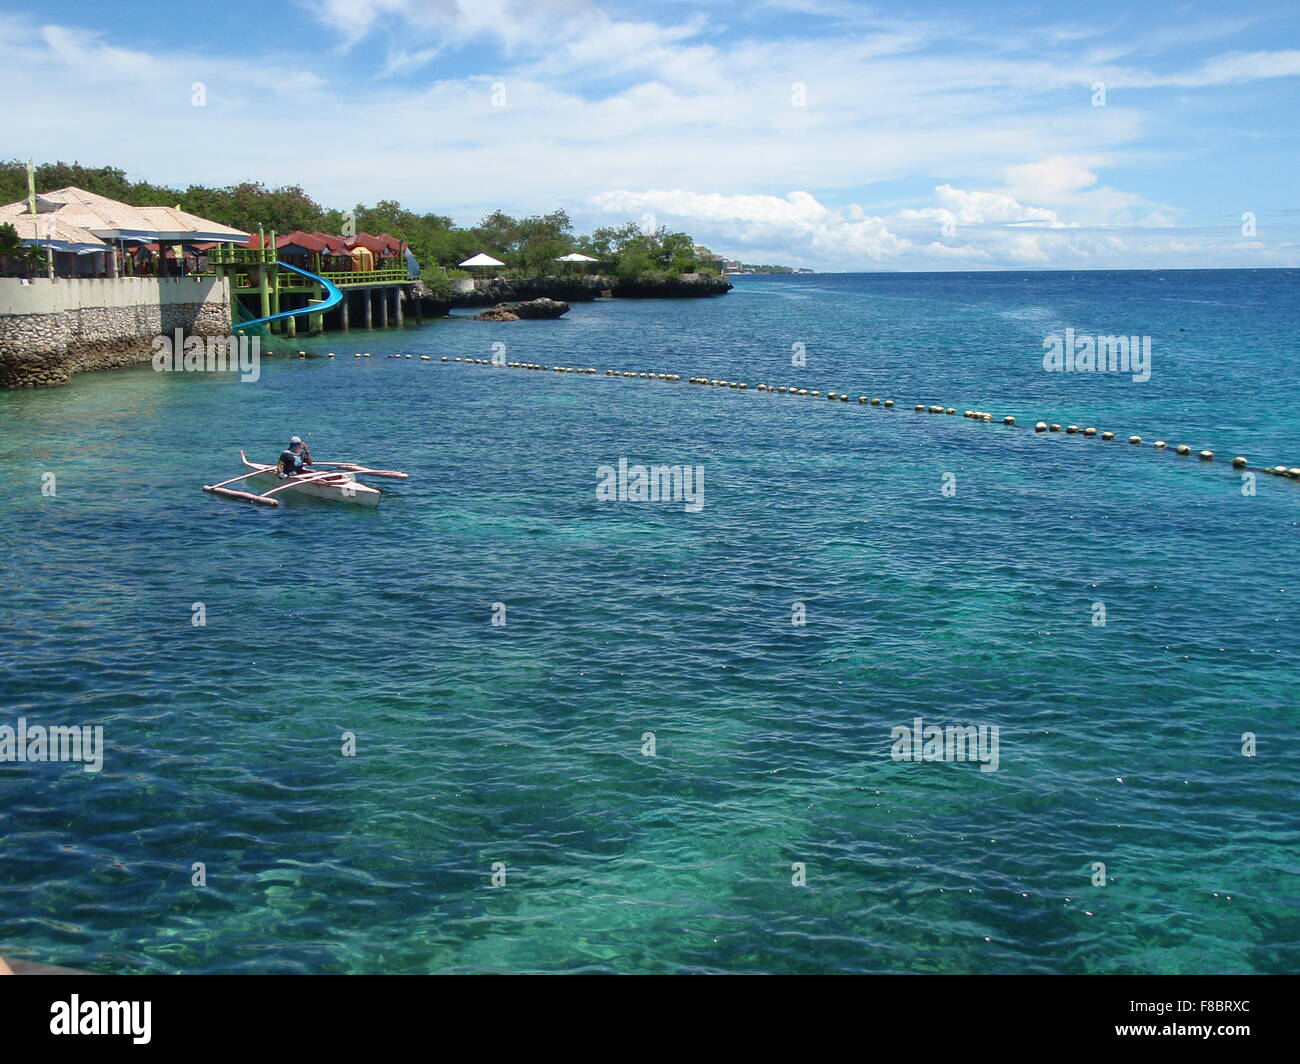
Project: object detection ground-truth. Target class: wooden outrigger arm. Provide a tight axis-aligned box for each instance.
[305,461,409,479]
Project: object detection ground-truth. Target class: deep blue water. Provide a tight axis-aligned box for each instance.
[1,270,1298,974]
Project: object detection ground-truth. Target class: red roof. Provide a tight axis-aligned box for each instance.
[221,231,406,254]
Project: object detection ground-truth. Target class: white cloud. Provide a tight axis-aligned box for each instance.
[0,4,1297,269]
[588,183,1295,270]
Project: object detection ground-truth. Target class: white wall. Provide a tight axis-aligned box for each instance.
[0,275,229,316]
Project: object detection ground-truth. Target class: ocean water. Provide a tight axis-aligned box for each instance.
[1,270,1297,974]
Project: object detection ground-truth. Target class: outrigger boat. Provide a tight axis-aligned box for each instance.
[202,451,408,508]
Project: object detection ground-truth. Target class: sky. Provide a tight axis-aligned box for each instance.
[2,0,1298,270]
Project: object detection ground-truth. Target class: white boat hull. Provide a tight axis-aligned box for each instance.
[241,458,382,507]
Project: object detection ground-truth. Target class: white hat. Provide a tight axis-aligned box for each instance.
[289,436,302,445]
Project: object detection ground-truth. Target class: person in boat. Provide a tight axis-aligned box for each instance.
[276,436,314,478]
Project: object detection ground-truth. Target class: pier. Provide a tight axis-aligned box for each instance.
[210,230,421,337]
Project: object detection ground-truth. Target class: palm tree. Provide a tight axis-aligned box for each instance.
[0,222,47,277]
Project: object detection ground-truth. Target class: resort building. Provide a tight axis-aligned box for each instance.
[0,187,425,388]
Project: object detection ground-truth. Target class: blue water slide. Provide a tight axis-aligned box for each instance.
[232,261,344,331]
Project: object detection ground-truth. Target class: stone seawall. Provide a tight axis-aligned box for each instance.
[0,276,232,389]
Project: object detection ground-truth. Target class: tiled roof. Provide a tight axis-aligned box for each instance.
[0,187,247,240]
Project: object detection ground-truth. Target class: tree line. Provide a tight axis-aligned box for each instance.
[0,160,720,280]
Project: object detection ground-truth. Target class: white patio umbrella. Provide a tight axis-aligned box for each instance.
[554,252,598,262]
[458,252,505,268]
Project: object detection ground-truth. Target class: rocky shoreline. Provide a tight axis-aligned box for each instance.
[424,272,732,314]
[1,272,731,388]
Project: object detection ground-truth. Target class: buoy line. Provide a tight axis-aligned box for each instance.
[346,353,1295,481]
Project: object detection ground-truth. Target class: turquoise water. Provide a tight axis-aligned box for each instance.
[1,270,1297,974]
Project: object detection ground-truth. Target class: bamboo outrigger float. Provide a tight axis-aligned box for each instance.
[202,451,408,507]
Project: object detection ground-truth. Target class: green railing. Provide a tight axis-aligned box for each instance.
[320,266,408,286]
[209,245,277,266]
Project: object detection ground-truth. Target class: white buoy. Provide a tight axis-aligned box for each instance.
[1175,444,1191,455]
[1101,431,1114,440]
[871,398,881,405]
[1004,416,1016,425]
[1035,422,1047,432]
[1129,435,1141,444]
[1199,450,1213,461]
[859,396,869,403]
[884,399,894,407]
[1050,424,1061,432]
[1154,441,1167,449]
[1232,456,1247,468]
[1066,425,1079,434]
[1083,427,1097,436]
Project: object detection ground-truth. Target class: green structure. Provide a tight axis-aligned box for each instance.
[208,229,421,337]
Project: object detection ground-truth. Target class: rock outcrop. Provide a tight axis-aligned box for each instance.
[472,297,570,321]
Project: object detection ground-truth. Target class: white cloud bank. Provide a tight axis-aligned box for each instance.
[591,178,1294,271]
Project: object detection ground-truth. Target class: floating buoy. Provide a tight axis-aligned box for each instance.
[810,390,820,397]
[405,354,413,359]
[1154,441,1167,449]
[946,408,956,415]
[420,355,430,361]
[1289,468,1300,480]
[354,353,362,358]
[1199,450,1213,461]
[1083,427,1097,437]
[1129,435,1141,445]
[840,394,849,401]
[1232,456,1247,468]
[859,396,868,403]
[829,393,839,400]
[1175,444,1191,455]
[1004,416,1016,425]
[1101,431,1114,441]
[871,398,881,405]
[799,389,810,396]
[884,400,894,407]
[981,414,992,422]
[1066,425,1079,434]
[1050,424,1061,432]
[1035,422,1047,432]
[328,353,335,358]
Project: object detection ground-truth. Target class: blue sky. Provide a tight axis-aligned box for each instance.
[2,0,1298,269]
